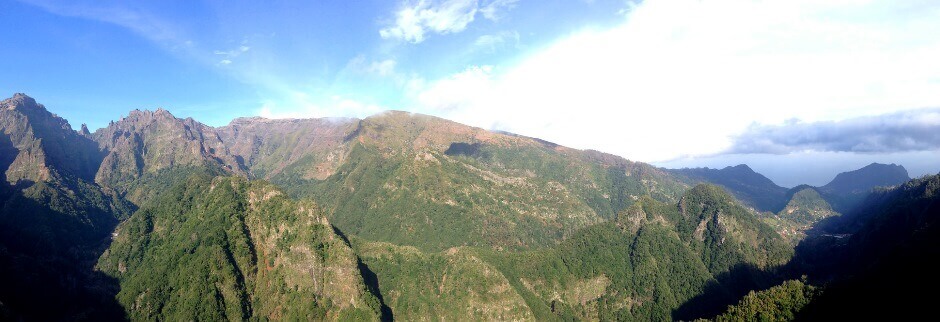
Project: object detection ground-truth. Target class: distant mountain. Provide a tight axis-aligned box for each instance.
[668,164,788,212]
[669,163,913,238]
[821,163,910,195]
[818,163,910,213]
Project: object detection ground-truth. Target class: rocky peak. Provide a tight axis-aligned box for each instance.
[0,94,103,184]
[226,116,272,127]
[2,93,39,110]
[93,106,247,197]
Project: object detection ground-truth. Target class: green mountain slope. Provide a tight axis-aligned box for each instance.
[261,111,687,251]
[343,185,791,321]
[762,186,840,242]
[98,175,383,321]
[353,240,534,321]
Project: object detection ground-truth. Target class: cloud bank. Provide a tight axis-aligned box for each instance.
[406,0,940,162]
[729,109,940,154]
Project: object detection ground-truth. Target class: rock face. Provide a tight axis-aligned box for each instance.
[216,117,359,180]
[1,93,103,185]
[93,108,246,203]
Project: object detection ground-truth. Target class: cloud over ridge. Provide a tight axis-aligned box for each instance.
[729,109,940,154]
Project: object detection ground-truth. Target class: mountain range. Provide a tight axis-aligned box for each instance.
[1,93,934,321]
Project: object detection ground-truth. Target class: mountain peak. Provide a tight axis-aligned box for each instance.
[725,164,755,172]
[2,93,42,111]
[226,116,270,126]
[125,108,176,120]
[823,163,910,195]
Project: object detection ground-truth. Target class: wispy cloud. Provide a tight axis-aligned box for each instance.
[347,56,398,77]
[474,30,519,52]
[479,0,518,20]
[213,43,251,65]
[728,109,940,154]
[380,0,518,43]
[17,0,183,45]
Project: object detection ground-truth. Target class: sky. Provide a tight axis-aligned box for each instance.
[1,0,939,187]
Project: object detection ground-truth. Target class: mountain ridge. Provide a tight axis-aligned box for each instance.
[2,93,932,321]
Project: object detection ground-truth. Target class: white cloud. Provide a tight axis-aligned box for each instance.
[212,43,252,67]
[480,0,518,21]
[474,30,519,52]
[417,65,495,112]
[380,0,518,43]
[18,0,182,43]
[408,0,940,162]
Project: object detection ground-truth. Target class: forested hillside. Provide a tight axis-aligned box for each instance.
[98,175,383,320]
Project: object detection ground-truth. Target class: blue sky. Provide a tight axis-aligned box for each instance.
[2,0,939,186]
[0,0,627,127]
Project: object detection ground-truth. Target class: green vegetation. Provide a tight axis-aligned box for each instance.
[712,279,819,321]
[353,239,534,321]
[760,187,839,243]
[98,175,383,321]
[275,139,687,252]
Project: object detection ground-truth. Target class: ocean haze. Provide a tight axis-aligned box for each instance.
[657,150,940,188]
